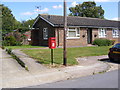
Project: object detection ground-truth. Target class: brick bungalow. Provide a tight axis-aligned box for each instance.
[31,14,120,47]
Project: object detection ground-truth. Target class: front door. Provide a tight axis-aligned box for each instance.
[87,28,92,44]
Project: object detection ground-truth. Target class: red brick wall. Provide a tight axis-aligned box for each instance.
[55,27,88,47]
[92,28,99,41]
[99,28,118,43]
[55,28,119,47]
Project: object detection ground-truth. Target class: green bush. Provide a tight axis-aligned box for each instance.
[93,38,113,46]
[2,35,22,46]
[3,36,17,46]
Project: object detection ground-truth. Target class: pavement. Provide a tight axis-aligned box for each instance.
[28,70,118,88]
[1,48,118,88]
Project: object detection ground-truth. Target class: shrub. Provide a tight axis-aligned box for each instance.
[3,36,17,46]
[2,35,22,46]
[93,38,113,46]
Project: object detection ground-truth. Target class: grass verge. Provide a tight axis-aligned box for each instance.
[5,45,46,49]
[22,46,111,66]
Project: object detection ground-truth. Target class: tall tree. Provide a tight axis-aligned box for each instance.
[18,19,35,33]
[2,4,20,35]
[69,1,104,19]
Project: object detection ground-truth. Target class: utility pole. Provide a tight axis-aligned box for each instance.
[63,0,67,66]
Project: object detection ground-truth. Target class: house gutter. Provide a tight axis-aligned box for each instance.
[54,25,118,29]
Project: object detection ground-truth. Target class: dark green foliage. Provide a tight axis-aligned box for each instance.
[1,4,35,35]
[1,4,35,46]
[2,4,20,34]
[69,1,104,19]
[1,4,22,46]
[93,38,113,46]
[2,35,22,46]
[6,48,12,54]
[3,36,17,46]
[19,19,35,33]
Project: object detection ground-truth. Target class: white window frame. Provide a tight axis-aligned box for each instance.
[43,28,48,40]
[98,28,107,38]
[112,28,119,38]
[67,28,80,39]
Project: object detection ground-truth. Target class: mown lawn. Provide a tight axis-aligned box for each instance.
[22,46,111,66]
[5,45,45,49]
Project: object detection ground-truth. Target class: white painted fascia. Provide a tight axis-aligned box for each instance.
[40,16,55,27]
[32,16,40,28]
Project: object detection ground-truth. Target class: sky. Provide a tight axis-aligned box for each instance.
[1,0,119,22]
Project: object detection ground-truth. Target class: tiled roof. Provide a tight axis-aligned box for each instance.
[34,14,119,28]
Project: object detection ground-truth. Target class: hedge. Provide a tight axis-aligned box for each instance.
[93,38,114,46]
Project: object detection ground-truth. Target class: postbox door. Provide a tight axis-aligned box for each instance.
[49,37,56,49]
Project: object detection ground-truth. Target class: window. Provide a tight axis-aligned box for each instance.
[43,28,48,40]
[112,28,119,38]
[98,28,106,38]
[67,28,80,39]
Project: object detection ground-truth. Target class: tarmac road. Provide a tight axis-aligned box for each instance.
[28,70,119,88]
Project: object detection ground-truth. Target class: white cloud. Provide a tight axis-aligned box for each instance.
[21,8,49,16]
[111,17,120,21]
[53,5,62,9]
[71,1,78,7]
[21,12,35,15]
[40,8,49,12]
[34,9,41,12]
[34,8,49,12]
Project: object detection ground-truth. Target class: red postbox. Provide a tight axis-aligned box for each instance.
[49,37,56,49]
